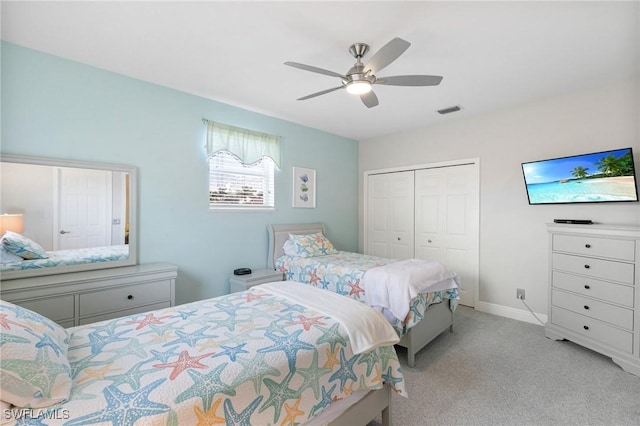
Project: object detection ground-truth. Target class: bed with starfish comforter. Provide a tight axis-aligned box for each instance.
[0,282,406,425]
[276,251,459,335]
[268,223,460,368]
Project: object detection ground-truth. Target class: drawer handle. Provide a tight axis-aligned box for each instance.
[584,265,590,269]
[584,285,590,290]
[585,244,591,248]
[127,295,134,300]
[583,325,589,330]
[583,305,590,310]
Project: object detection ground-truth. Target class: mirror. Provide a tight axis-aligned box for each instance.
[0,155,137,280]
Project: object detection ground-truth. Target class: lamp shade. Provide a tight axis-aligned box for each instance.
[0,214,24,234]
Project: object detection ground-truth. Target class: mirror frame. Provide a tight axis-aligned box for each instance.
[0,154,137,280]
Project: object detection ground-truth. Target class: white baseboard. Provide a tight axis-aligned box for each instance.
[474,301,547,326]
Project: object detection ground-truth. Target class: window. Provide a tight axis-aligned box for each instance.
[203,119,280,210]
[209,151,275,209]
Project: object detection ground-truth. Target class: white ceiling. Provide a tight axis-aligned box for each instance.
[2,1,638,141]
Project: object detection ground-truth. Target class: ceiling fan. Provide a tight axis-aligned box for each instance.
[284,37,443,108]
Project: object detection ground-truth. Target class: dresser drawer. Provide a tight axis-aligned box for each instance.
[78,301,171,325]
[79,280,172,317]
[553,234,635,261]
[552,289,633,330]
[552,253,634,284]
[551,306,633,353]
[552,271,634,308]
[18,295,75,322]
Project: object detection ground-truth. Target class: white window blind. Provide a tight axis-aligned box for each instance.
[209,151,275,209]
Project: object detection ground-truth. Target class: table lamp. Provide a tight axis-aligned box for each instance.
[0,214,24,234]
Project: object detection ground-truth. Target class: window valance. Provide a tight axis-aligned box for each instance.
[204,119,281,167]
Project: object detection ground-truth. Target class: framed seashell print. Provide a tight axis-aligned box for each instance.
[292,167,316,208]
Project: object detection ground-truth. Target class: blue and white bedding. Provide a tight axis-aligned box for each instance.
[0,245,129,272]
[276,251,459,336]
[1,282,406,425]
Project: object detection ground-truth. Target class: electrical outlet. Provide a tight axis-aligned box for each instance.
[517,288,525,300]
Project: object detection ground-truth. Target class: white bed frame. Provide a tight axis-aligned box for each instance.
[316,386,391,426]
[268,223,454,368]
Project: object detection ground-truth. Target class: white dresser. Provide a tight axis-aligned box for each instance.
[545,223,639,376]
[0,263,177,327]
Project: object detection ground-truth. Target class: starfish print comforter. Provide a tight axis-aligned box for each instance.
[275,250,459,336]
[3,282,406,425]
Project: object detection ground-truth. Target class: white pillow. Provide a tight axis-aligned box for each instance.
[282,239,299,256]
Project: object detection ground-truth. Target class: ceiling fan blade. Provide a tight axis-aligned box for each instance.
[284,61,346,79]
[297,86,344,101]
[360,91,379,108]
[364,38,411,75]
[376,75,443,86]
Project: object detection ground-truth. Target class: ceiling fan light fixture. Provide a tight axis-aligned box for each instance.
[346,80,372,95]
[285,37,442,107]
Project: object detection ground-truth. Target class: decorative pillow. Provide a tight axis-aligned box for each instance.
[0,231,48,260]
[287,232,337,257]
[282,239,300,256]
[0,246,23,264]
[0,300,72,408]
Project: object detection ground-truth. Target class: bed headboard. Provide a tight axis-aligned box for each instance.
[267,222,326,269]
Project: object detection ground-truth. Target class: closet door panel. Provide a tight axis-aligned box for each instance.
[415,170,446,263]
[369,197,389,257]
[366,171,414,259]
[415,165,479,306]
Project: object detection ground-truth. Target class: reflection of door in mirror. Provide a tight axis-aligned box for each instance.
[55,168,127,250]
[2,163,128,251]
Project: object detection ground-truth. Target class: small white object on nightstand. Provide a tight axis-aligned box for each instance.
[229,269,284,293]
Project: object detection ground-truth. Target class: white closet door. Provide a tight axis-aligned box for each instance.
[366,171,414,259]
[415,165,479,307]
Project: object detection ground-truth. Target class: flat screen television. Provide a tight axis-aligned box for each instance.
[521,148,639,205]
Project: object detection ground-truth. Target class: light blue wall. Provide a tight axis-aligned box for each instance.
[1,42,359,304]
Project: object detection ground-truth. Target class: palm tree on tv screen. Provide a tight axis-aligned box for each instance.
[571,166,589,179]
[618,152,635,175]
[595,154,622,176]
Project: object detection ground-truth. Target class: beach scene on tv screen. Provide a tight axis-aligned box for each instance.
[522,148,638,204]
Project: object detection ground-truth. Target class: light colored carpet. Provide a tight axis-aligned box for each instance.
[372,305,640,425]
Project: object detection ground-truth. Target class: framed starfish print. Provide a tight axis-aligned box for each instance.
[292,167,316,208]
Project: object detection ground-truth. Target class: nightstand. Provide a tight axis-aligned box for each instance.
[229,269,284,293]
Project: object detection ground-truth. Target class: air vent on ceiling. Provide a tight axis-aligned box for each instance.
[437,105,461,115]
